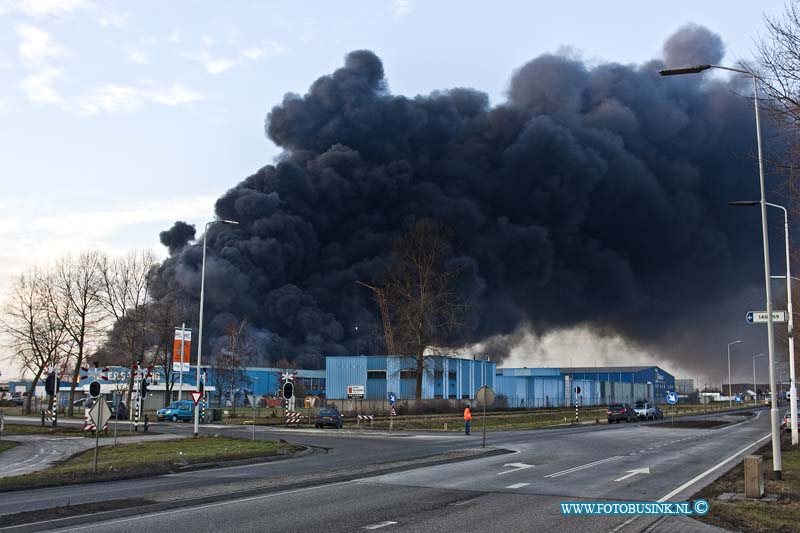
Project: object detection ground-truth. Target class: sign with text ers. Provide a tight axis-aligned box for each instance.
[347,385,365,399]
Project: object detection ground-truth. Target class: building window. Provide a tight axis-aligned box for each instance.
[448,372,456,380]
[434,371,443,380]
[367,370,387,379]
[400,370,417,379]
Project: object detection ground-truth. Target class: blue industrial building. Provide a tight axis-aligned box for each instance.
[326,355,495,400]
[559,366,675,403]
[184,366,326,399]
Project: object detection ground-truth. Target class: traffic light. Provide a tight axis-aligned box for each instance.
[198,376,204,395]
[282,381,294,400]
[141,378,149,399]
[45,373,56,396]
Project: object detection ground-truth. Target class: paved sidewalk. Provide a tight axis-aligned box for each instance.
[0,433,184,478]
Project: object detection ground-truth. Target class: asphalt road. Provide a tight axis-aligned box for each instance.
[2,408,772,532]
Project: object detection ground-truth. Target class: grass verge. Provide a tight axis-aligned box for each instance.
[694,434,800,533]
[3,423,141,438]
[0,440,18,453]
[0,436,302,492]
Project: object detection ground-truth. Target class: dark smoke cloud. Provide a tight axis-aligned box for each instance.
[159,221,196,254]
[154,27,779,374]
[663,23,725,68]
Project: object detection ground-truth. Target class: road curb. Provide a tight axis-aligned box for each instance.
[0,447,512,532]
[177,444,314,471]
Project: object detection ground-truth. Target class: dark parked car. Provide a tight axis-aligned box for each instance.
[9,394,24,407]
[109,401,128,420]
[315,408,343,429]
[607,403,635,423]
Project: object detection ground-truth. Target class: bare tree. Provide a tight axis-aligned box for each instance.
[382,219,462,399]
[98,250,157,407]
[209,320,251,413]
[149,294,194,407]
[51,251,106,416]
[2,270,72,414]
[756,1,800,370]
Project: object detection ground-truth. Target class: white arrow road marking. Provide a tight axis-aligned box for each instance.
[506,482,530,489]
[544,456,623,478]
[363,521,397,530]
[614,467,651,482]
[498,462,535,475]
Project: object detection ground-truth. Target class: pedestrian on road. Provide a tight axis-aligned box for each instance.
[464,404,472,435]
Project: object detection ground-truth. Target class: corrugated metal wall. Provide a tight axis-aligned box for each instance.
[325,356,369,399]
[327,356,495,400]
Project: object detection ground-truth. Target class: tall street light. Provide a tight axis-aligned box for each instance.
[727,340,743,408]
[660,64,782,478]
[753,353,766,404]
[194,219,239,437]
[731,200,797,445]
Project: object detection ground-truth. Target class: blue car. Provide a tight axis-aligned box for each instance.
[157,400,194,422]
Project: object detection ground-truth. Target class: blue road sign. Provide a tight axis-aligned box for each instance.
[735,394,743,403]
[666,391,678,405]
[388,392,396,405]
[747,312,754,324]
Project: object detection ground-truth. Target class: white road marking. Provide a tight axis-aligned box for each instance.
[497,462,535,475]
[362,521,397,529]
[658,432,771,502]
[544,456,623,478]
[613,467,650,482]
[609,515,638,532]
[506,482,530,489]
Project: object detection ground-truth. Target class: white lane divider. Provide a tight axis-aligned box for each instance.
[506,482,530,489]
[544,456,623,478]
[363,521,398,530]
[658,432,771,502]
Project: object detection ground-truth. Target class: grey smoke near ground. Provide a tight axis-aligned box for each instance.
[153,25,781,374]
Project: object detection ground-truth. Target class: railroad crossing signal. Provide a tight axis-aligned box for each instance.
[89,380,101,398]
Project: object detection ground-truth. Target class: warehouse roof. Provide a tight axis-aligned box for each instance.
[562,366,663,374]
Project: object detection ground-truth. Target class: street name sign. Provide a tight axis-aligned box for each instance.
[746,311,788,324]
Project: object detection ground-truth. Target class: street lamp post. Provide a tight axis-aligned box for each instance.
[753,353,766,404]
[728,340,743,408]
[732,201,797,445]
[660,64,782,478]
[194,219,239,438]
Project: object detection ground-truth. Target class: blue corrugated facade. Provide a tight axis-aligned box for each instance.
[494,366,675,407]
[560,366,675,402]
[326,355,495,400]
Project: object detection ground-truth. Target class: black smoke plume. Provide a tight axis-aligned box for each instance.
[159,221,196,255]
[154,25,781,374]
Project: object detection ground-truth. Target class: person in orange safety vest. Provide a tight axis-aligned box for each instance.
[464,404,472,435]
